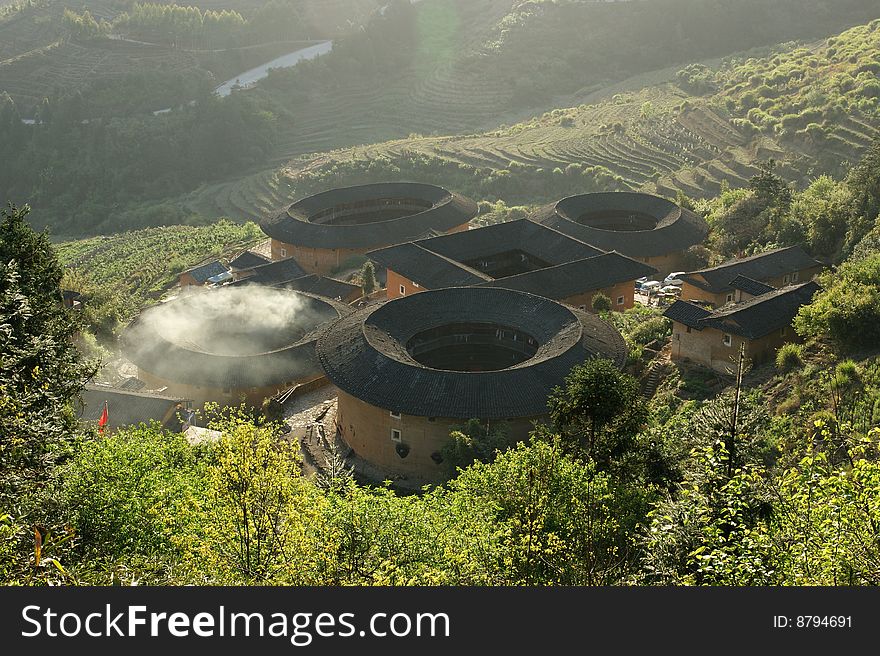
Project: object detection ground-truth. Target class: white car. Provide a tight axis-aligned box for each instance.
[663,271,687,287]
[640,280,662,293]
[660,285,682,295]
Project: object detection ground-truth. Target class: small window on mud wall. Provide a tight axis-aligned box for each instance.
[399,285,406,295]
[616,296,625,306]
[280,248,287,258]
[390,410,401,419]
[723,333,732,347]
[726,293,734,303]
[391,429,402,442]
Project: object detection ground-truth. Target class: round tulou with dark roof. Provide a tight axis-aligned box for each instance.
[261,182,478,251]
[317,287,626,485]
[533,192,708,272]
[318,287,626,419]
[123,288,349,406]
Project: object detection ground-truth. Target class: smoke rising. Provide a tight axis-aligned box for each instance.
[129,286,336,356]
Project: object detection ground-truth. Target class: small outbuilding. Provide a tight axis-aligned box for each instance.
[665,281,820,373]
[680,246,823,307]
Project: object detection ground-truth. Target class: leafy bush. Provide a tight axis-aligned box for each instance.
[442,419,510,472]
[776,343,804,371]
[628,316,672,346]
[61,426,206,559]
[591,292,612,312]
[795,255,880,350]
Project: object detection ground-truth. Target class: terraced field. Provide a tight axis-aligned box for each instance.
[1,37,200,109]
[265,0,522,160]
[58,220,264,308]
[184,84,776,221]
[184,17,880,225]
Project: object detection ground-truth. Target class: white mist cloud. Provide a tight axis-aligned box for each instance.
[133,286,329,356]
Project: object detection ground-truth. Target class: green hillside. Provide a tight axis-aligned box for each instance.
[0,0,382,112]
[58,219,262,335]
[182,17,880,223]
[254,0,880,161]
[4,1,880,237]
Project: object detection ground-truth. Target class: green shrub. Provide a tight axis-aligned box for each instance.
[61,426,205,559]
[628,317,672,346]
[776,343,804,371]
[795,255,880,351]
[360,261,377,295]
[591,292,612,312]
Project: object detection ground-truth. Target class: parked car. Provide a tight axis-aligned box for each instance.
[636,276,649,289]
[640,280,662,293]
[660,285,682,295]
[663,271,687,287]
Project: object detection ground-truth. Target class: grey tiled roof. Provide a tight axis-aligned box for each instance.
[77,385,189,432]
[682,247,821,293]
[699,282,820,339]
[237,257,307,286]
[184,260,229,284]
[532,192,709,258]
[261,182,478,249]
[665,282,820,339]
[116,376,147,391]
[278,275,360,301]
[664,300,713,329]
[728,275,775,297]
[317,287,627,419]
[367,219,605,291]
[478,252,657,300]
[368,242,491,288]
[421,219,602,264]
[228,251,271,271]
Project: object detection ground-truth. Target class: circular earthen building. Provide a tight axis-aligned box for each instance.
[261,182,478,274]
[533,192,709,276]
[124,287,348,407]
[316,287,627,485]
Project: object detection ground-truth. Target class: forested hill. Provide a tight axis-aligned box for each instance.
[257,0,880,159]
[2,0,880,237]
[184,17,880,226]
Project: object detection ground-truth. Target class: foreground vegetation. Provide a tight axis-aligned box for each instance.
[4,128,880,584]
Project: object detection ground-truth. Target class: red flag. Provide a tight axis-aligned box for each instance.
[98,401,108,433]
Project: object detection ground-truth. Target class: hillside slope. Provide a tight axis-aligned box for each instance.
[182,18,880,222]
[255,0,880,161]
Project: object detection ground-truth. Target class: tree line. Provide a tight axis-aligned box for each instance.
[62,1,318,49]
